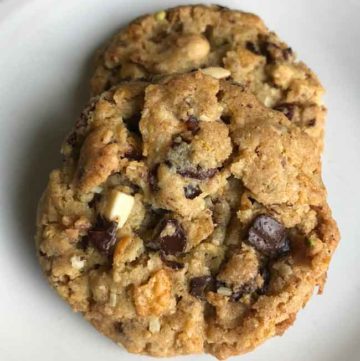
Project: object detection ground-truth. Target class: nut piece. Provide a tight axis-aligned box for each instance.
[200,67,231,79]
[100,189,134,228]
[133,269,173,317]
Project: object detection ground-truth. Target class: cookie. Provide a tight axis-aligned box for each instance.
[90,5,326,147]
[36,71,339,359]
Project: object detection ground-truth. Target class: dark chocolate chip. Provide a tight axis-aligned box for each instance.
[184,184,202,199]
[189,276,216,300]
[221,115,231,125]
[247,215,290,258]
[88,193,102,209]
[273,103,295,120]
[185,115,200,134]
[160,252,184,270]
[114,322,124,333]
[157,218,186,255]
[85,216,118,257]
[148,164,160,192]
[177,166,217,180]
[258,266,271,295]
[245,41,261,55]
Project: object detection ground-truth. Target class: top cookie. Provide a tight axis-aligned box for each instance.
[37,71,338,360]
[90,4,326,146]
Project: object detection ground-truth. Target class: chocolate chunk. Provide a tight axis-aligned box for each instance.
[88,193,102,209]
[247,215,290,258]
[273,103,295,120]
[221,115,231,125]
[258,266,271,295]
[184,184,202,199]
[156,218,186,255]
[189,276,216,300]
[177,166,217,180]
[185,115,200,134]
[160,252,184,270]
[114,322,124,333]
[85,216,118,256]
[245,41,261,55]
[148,164,160,192]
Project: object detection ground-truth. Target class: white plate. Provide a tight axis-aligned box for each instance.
[0,0,359,360]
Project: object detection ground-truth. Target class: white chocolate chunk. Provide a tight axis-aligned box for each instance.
[200,67,231,79]
[70,255,86,270]
[101,190,134,228]
[148,317,161,333]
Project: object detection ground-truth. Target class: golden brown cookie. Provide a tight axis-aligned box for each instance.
[36,72,338,359]
[90,5,326,147]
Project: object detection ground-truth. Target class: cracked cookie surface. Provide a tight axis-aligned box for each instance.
[90,4,326,148]
[36,72,338,359]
